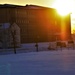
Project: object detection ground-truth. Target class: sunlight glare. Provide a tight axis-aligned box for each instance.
[52,0,74,16]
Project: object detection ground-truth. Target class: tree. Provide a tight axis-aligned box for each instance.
[11,30,16,54]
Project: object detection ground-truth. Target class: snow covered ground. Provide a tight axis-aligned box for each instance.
[0,42,75,75]
[0,42,50,55]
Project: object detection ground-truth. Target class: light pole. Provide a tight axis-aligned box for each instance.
[35,36,39,52]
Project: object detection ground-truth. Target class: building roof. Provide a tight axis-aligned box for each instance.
[0,4,22,8]
[0,4,55,10]
[25,4,51,9]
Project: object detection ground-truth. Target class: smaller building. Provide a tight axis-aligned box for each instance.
[0,23,20,48]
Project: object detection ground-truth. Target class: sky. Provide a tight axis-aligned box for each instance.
[0,0,55,7]
[0,0,75,9]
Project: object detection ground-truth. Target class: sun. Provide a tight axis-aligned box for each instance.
[52,0,74,16]
[52,0,75,34]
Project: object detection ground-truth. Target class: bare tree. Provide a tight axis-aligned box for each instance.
[11,30,16,54]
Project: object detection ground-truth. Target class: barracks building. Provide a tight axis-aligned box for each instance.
[0,4,71,44]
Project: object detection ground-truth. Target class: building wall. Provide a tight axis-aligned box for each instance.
[0,5,71,43]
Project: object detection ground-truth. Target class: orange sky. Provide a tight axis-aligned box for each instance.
[0,0,55,7]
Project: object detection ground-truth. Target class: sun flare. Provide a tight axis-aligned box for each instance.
[52,0,74,16]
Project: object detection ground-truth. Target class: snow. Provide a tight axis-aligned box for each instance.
[0,42,75,75]
[0,42,49,55]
